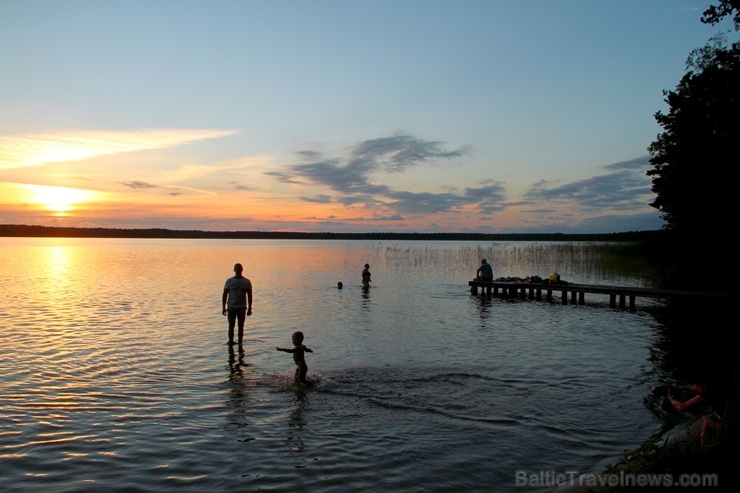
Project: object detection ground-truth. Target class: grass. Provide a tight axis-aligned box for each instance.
[362,241,658,285]
[599,431,729,491]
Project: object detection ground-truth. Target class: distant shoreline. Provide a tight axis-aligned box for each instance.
[0,224,661,242]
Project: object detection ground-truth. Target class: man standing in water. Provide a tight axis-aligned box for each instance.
[222,263,253,346]
[362,263,371,287]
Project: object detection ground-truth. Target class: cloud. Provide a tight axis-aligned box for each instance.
[265,170,304,184]
[228,181,252,190]
[384,190,469,214]
[296,150,323,162]
[602,155,651,172]
[499,211,664,234]
[118,180,217,198]
[525,157,653,212]
[576,212,664,232]
[300,195,332,203]
[463,183,508,214]
[279,134,469,193]
[0,129,239,169]
[122,181,157,189]
[349,134,471,173]
[288,158,390,195]
[272,133,487,216]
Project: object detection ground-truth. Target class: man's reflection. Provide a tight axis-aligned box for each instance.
[225,345,250,431]
[228,344,247,378]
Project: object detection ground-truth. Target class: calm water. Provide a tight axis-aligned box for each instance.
[0,238,677,492]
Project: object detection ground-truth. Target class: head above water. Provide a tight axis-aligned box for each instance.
[292,331,304,345]
[364,263,369,268]
[233,263,244,273]
[481,259,488,264]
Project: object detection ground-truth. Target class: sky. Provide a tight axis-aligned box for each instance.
[1,0,736,234]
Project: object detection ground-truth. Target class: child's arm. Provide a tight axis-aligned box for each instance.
[276,347,295,353]
[304,346,313,353]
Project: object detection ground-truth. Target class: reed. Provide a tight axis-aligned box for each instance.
[361,241,656,285]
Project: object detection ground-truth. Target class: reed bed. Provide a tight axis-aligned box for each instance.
[360,241,656,286]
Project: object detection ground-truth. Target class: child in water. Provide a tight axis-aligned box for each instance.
[276,331,314,386]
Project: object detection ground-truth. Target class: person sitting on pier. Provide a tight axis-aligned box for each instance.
[476,259,493,281]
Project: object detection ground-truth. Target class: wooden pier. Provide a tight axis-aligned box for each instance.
[468,280,739,310]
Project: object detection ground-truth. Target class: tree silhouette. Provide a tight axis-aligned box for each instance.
[647,2,739,479]
[701,0,740,29]
[646,5,739,289]
[647,37,739,241]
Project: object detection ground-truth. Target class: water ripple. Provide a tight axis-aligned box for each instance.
[1,239,670,493]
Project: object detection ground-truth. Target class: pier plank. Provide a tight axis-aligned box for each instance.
[468,280,739,308]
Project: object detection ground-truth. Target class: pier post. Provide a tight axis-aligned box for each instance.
[469,280,739,310]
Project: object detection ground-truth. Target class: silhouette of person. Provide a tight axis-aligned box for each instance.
[476,259,493,281]
[276,331,314,386]
[362,263,371,287]
[222,263,253,346]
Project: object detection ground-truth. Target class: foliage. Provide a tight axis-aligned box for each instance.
[646,0,739,292]
[701,0,740,30]
[647,36,739,244]
[626,5,740,488]
[602,434,730,492]
[0,224,658,241]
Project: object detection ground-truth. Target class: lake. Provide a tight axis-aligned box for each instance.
[0,238,720,492]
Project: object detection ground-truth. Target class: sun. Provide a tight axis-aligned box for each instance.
[26,184,97,216]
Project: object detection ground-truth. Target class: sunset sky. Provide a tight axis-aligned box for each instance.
[1,0,735,233]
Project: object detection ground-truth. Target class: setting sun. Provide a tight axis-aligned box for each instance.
[26,184,98,216]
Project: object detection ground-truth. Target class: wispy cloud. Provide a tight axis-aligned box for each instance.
[349,135,471,173]
[0,129,239,169]
[275,134,469,191]
[270,133,482,216]
[463,182,508,214]
[602,155,651,172]
[524,156,653,212]
[122,181,157,189]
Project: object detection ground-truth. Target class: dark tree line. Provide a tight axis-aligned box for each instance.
[646,0,739,292]
[0,224,656,242]
[646,0,740,479]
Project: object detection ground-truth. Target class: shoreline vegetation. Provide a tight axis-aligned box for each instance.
[0,224,661,241]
